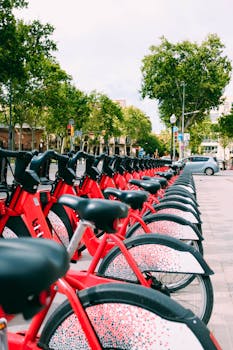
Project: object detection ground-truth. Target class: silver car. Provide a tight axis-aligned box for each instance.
[180,155,220,175]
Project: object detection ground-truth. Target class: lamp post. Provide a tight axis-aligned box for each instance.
[170,114,177,161]
[8,81,13,150]
[180,81,186,159]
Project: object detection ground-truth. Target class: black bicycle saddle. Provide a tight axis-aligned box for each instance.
[0,239,69,318]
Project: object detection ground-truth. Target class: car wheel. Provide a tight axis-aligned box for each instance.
[205,167,214,176]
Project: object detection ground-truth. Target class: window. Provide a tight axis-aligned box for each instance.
[191,157,208,162]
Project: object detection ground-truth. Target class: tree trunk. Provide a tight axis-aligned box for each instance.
[31,127,35,150]
[60,137,66,154]
[18,125,23,150]
[46,133,49,150]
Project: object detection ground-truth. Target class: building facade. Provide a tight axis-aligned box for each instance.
[0,124,44,151]
[201,95,233,166]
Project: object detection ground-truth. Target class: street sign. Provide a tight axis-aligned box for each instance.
[178,133,183,141]
[138,148,145,157]
[75,130,82,137]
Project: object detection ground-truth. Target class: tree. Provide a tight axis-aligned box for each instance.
[0,0,28,84]
[121,106,166,156]
[122,106,152,140]
[218,110,233,138]
[0,0,58,149]
[187,118,215,153]
[42,79,90,152]
[83,92,124,140]
[137,133,165,157]
[141,34,232,131]
[216,112,233,161]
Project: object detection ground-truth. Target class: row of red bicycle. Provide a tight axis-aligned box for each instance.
[0,149,221,349]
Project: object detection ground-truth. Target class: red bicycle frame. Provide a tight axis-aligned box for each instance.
[5,207,154,350]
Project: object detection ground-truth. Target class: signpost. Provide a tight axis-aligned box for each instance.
[67,119,75,151]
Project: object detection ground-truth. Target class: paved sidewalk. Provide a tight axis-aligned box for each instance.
[194,171,233,349]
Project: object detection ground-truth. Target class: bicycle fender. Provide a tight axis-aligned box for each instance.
[140,213,203,241]
[153,202,201,224]
[39,283,218,350]
[98,234,213,280]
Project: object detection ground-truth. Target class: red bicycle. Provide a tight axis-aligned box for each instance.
[93,153,203,240]
[94,153,200,221]
[0,149,213,324]
[0,205,221,349]
[68,152,204,254]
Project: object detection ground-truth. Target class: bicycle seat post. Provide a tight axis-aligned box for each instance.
[67,220,94,259]
[0,318,8,350]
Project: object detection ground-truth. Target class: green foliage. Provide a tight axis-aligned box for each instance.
[121,105,167,156]
[44,81,90,136]
[122,106,152,140]
[188,118,214,153]
[83,92,123,140]
[215,111,233,155]
[0,0,28,11]
[0,1,59,147]
[141,34,232,131]
[157,129,170,153]
[218,111,233,138]
[0,1,28,83]
[137,133,165,156]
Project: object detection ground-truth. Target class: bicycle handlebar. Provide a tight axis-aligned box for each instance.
[0,149,35,159]
[67,151,89,170]
[0,149,36,183]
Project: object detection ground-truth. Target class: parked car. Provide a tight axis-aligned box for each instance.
[178,155,220,175]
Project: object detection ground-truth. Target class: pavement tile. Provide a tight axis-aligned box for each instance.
[194,172,233,349]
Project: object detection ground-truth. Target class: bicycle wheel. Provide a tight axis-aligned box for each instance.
[148,272,213,324]
[47,203,74,247]
[2,216,31,238]
[98,234,213,324]
[39,283,216,349]
[159,196,200,214]
[126,213,203,255]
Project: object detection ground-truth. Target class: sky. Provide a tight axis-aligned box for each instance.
[15,0,233,132]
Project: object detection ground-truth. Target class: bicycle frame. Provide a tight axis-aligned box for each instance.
[0,152,220,350]
[5,218,152,350]
[43,174,153,256]
[6,278,104,350]
[33,162,150,254]
[73,175,158,255]
[99,171,161,216]
[0,163,154,261]
[0,186,58,242]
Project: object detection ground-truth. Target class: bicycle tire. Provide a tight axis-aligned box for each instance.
[164,192,198,207]
[97,234,212,324]
[152,201,203,234]
[151,272,213,324]
[153,202,201,224]
[2,216,31,238]
[159,196,200,214]
[39,283,216,349]
[47,203,74,247]
[126,213,204,255]
[165,188,197,202]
